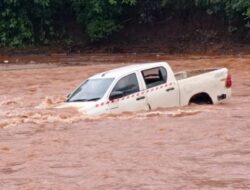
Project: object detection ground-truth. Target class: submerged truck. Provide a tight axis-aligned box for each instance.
[60,62,232,115]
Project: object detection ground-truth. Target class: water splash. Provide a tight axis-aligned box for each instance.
[36,96,65,109]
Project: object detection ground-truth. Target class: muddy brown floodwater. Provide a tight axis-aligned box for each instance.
[0,53,250,190]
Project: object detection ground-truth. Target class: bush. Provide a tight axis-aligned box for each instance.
[0,0,249,47]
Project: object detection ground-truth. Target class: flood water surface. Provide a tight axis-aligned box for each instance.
[0,54,250,189]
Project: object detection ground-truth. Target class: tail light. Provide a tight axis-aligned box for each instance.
[225,74,232,88]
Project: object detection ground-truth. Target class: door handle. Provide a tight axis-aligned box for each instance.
[136,96,145,101]
[166,87,175,92]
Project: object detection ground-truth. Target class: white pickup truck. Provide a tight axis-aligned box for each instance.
[61,62,232,115]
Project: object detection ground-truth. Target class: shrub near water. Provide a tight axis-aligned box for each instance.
[0,0,249,47]
[0,0,70,47]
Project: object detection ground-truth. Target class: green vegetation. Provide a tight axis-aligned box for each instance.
[0,0,249,47]
[72,0,136,40]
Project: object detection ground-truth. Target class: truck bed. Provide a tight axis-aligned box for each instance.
[174,68,218,80]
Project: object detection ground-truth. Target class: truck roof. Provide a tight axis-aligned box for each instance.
[90,62,168,79]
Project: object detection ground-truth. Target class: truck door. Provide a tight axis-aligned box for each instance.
[108,73,149,114]
[140,67,179,109]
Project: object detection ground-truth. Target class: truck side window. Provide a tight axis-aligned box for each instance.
[111,73,140,98]
[142,67,167,88]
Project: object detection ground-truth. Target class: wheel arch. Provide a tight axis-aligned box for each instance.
[189,92,213,105]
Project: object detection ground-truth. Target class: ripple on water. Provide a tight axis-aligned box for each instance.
[0,99,225,128]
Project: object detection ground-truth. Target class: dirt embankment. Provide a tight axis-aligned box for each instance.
[1,15,250,55]
[91,15,250,54]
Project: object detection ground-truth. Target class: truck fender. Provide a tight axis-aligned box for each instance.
[189,92,213,105]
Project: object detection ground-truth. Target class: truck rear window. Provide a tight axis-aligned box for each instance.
[141,67,167,88]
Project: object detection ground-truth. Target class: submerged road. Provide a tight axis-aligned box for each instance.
[0,53,250,189]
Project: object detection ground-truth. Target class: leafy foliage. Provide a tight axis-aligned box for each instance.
[72,0,136,40]
[0,0,71,47]
[0,0,249,47]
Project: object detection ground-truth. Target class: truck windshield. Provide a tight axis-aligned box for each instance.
[67,78,114,102]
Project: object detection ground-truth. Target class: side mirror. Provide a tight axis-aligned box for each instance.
[110,91,124,100]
